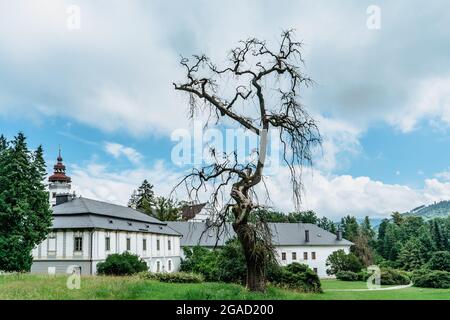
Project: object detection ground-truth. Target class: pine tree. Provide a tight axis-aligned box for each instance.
[128,179,156,215]
[398,238,427,271]
[340,215,359,242]
[361,216,375,239]
[0,133,52,272]
[127,190,138,209]
[431,219,448,251]
[137,180,155,208]
[153,197,181,221]
[0,135,7,151]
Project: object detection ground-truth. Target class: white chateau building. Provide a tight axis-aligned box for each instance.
[31,152,182,275]
[31,152,352,278]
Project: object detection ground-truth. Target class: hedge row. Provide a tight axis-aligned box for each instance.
[140,271,204,283]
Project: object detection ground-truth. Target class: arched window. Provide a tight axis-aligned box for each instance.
[168,259,172,271]
[156,260,161,273]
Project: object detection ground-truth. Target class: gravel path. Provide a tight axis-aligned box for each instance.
[324,283,414,292]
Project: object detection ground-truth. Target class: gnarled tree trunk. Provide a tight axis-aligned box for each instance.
[233,221,266,292]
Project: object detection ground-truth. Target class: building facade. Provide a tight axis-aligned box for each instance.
[31,153,182,275]
[167,221,352,278]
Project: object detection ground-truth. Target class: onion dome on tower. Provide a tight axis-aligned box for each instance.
[48,148,71,183]
[48,147,72,206]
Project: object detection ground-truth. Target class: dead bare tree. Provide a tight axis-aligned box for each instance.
[173,30,321,292]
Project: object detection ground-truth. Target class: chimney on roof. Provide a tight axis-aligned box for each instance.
[305,229,310,243]
[336,229,343,241]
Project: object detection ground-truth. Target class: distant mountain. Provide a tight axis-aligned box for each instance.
[404,200,450,219]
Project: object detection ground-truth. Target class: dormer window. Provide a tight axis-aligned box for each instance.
[109,220,113,224]
[128,222,132,226]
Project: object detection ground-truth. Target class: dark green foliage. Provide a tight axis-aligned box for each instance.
[268,263,322,293]
[129,180,181,221]
[398,238,428,271]
[140,271,204,283]
[406,200,450,219]
[375,212,450,272]
[430,219,449,251]
[326,250,363,275]
[128,180,156,214]
[250,209,337,233]
[0,133,52,272]
[179,240,321,292]
[339,215,359,242]
[380,268,410,285]
[179,246,220,281]
[288,211,318,224]
[427,251,450,272]
[412,270,450,288]
[97,252,148,276]
[357,270,371,281]
[336,271,359,281]
[153,196,181,221]
[216,239,247,283]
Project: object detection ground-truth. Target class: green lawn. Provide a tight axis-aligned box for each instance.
[0,274,449,300]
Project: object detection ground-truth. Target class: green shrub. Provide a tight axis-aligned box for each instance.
[357,270,371,281]
[97,252,148,276]
[326,250,363,275]
[269,262,322,293]
[216,239,247,284]
[412,269,450,288]
[180,246,220,281]
[380,268,410,285]
[180,239,247,283]
[427,251,450,272]
[140,271,204,283]
[336,271,359,281]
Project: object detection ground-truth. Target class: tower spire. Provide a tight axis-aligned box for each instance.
[48,148,72,205]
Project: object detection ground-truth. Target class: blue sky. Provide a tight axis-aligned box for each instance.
[1,0,450,219]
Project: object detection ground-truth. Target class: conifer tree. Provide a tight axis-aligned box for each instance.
[0,133,52,272]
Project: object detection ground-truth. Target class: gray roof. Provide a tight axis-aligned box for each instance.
[51,197,180,236]
[167,221,353,247]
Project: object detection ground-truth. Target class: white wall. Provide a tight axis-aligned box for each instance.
[32,229,182,275]
[275,245,351,278]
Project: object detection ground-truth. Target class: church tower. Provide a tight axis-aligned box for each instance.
[48,148,72,206]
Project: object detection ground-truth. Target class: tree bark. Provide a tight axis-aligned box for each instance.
[233,221,266,292]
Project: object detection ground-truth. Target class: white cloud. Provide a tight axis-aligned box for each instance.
[313,115,362,172]
[388,76,450,132]
[70,160,185,205]
[68,157,450,219]
[262,166,450,219]
[104,142,143,164]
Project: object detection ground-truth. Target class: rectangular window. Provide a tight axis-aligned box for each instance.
[168,240,171,251]
[48,233,56,252]
[156,239,160,251]
[292,252,297,260]
[168,260,172,271]
[126,238,131,251]
[303,252,308,260]
[143,239,147,251]
[156,261,160,272]
[74,236,83,252]
[281,252,286,261]
[313,268,318,274]
[312,252,316,260]
[105,237,110,251]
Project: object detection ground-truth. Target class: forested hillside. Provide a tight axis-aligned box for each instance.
[405,201,450,219]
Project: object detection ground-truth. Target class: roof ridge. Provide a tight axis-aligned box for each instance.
[78,197,91,213]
